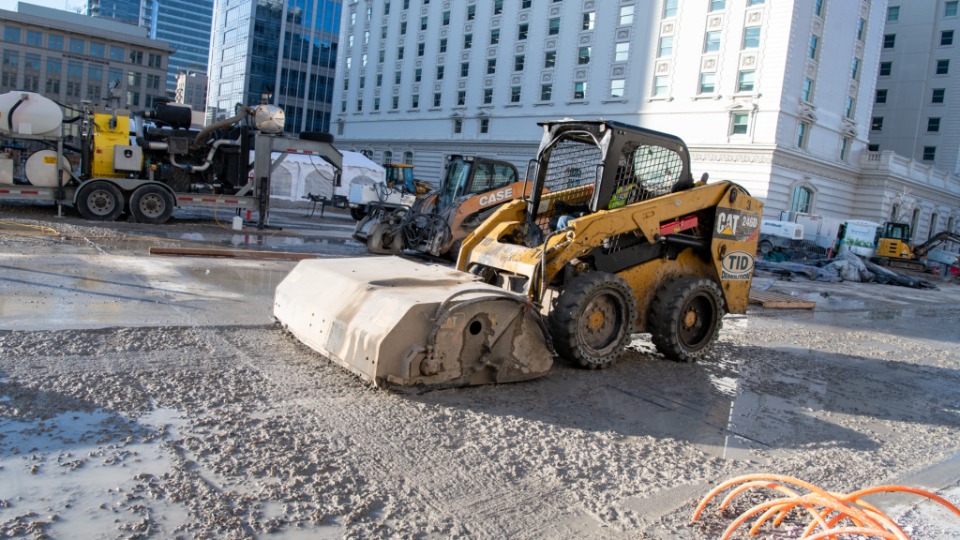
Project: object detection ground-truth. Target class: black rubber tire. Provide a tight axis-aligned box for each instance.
[75,181,124,221]
[547,272,638,369]
[299,131,335,143]
[350,207,366,221]
[129,185,175,224]
[758,239,773,255]
[649,277,725,362]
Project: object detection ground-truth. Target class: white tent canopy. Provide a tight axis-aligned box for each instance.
[259,150,385,202]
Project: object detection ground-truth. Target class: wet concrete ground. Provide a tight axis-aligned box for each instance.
[1,202,959,538]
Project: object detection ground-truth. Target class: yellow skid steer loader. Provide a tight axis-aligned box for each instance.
[275,120,762,389]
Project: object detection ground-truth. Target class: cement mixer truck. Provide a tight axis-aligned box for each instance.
[0,91,341,226]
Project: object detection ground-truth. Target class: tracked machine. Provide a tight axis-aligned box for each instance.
[275,120,762,389]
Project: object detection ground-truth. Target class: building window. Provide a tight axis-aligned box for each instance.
[868,144,880,152]
[657,36,673,57]
[439,38,447,53]
[480,118,489,134]
[699,72,716,94]
[494,0,503,14]
[619,5,634,25]
[748,0,765,5]
[522,0,531,8]
[663,0,678,18]
[392,96,399,109]
[417,43,425,56]
[460,63,470,77]
[400,21,407,34]
[510,86,521,102]
[737,70,755,92]
[876,89,888,103]
[514,55,525,71]
[879,62,892,76]
[442,11,450,25]
[549,18,560,35]
[541,84,552,101]
[490,29,500,44]
[578,47,590,65]
[743,27,761,49]
[856,18,865,41]
[398,46,404,59]
[946,1,959,17]
[932,88,945,103]
[457,91,466,105]
[851,57,861,80]
[615,42,630,62]
[797,122,810,148]
[518,23,529,40]
[887,5,900,22]
[47,35,63,50]
[374,97,381,111]
[421,16,428,30]
[653,76,667,96]
[731,112,749,135]
[432,93,441,107]
[582,12,595,30]
[3,27,20,43]
[415,68,422,82]
[574,81,587,99]
[411,94,419,108]
[483,88,493,104]
[791,186,813,213]
[610,79,625,98]
[936,60,950,74]
[845,97,855,118]
[395,71,401,84]
[928,117,941,132]
[809,35,819,59]
[356,99,363,112]
[464,34,472,49]
[453,119,462,134]
[883,34,896,48]
[871,117,883,131]
[467,5,476,20]
[487,59,496,74]
[89,42,104,57]
[109,46,124,61]
[26,30,41,47]
[544,51,556,68]
[710,0,726,12]
[814,0,824,17]
[923,146,936,161]
[704,31,721,53]
[840,138,850,161]
[802,78,814,101]
[942,30,955,46]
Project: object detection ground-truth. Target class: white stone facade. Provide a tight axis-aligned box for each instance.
[334,0,960,241]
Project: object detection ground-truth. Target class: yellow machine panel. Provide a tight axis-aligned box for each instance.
[91,110,134,178]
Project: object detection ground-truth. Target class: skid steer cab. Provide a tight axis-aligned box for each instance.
[275,119,761,390]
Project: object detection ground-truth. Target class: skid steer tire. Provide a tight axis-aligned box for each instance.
[548,272,638,369]
[649,277,724,363]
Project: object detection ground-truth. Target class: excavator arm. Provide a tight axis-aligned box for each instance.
[914,232,960,259]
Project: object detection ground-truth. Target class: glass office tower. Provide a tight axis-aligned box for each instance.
[206,0,340,134]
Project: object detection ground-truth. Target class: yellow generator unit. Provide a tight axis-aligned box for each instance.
[90,108,141,178]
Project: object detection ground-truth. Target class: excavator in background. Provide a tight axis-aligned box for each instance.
[275,119,762,390]
[873,221,960,271]
[355,155,528,258]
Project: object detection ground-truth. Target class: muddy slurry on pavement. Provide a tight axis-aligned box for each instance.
[1,212,959,538]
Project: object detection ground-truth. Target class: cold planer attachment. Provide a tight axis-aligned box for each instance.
[274,256,553,389]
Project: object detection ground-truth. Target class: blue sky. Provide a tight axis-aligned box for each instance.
[0,0,87,12]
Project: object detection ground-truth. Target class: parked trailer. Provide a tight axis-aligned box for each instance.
[0,91,342,227]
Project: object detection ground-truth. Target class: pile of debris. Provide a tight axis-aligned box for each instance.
[756,250,939,289]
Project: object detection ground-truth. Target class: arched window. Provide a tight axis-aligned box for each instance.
[948,216,956,233]
[361,149,373,159]
[403,151,414,164]
[383,150,393,164]
[929,213,939,239]
[910,208,921,239]
[890,203,900,222]
[790,185,813,213]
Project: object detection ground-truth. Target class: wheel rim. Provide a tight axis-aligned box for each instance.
[86,189,117,216]
[577,291,626,356]
[677,292,717,351]
[138,193,166,218]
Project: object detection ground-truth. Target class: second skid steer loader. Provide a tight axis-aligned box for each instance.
[275,120,762,389]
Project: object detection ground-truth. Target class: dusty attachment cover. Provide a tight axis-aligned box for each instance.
[274,256,553,389]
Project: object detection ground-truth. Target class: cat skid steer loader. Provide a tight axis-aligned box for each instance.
[275,120,762,389]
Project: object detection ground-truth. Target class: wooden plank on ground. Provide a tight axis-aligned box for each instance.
[149,246,318,261]
[748,290,816,309]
